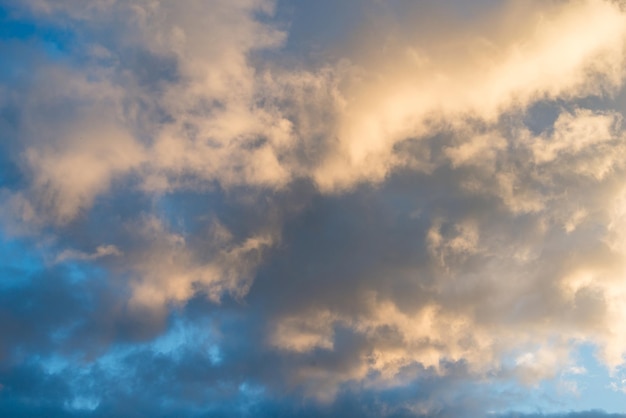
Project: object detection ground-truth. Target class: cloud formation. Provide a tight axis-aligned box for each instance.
[1,0,626,416]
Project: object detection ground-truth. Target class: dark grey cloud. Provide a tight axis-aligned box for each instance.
[0,344,492,418]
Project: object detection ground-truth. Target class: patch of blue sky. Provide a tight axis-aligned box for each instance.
[38,353,71,375]
[567,344,626,414]
[94,347,136,383]
[93,315,223,382]
[60,260,108,285]
[0,233,45,290]
[150,319,194,356]
[495,343,625,415]
[151,315,223,365]
[0,4,75,55]
[0,158,23,190]
[33,353,102,412]
[0,6,43,47]
[0,4,77,93]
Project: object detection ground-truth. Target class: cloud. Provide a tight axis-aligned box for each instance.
[308,0,626,191]
[126,215,276,309]
[55,245,121,263]
[9,0,626,220]
[2,0,626,416]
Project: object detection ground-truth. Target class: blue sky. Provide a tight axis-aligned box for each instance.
[1,0,626,417]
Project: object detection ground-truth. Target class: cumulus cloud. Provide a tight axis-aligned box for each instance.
[2,0,626,416]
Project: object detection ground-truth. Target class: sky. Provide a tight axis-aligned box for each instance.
[1,0,626,416]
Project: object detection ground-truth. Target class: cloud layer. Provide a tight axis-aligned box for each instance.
[2,0,626,416]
